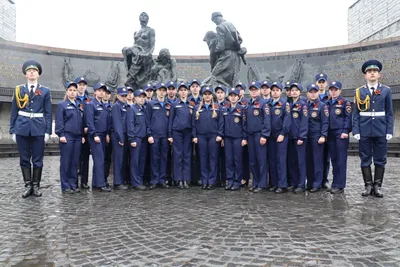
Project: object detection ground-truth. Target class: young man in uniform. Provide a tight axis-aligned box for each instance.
[10,60,52,198]
[353,60,393,198]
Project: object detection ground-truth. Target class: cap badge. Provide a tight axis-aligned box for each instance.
[320,74,323,77]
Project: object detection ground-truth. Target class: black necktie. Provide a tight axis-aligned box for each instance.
[30,85,34,99]
[371,87,375,96]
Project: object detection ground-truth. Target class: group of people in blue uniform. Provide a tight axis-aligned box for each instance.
[10,59,393,198]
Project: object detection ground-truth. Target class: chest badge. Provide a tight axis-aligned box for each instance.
[253,109,259,116]
[311,111,317,118]
[292,112,299,118]
[234,117,240,123]
[335,108,341,115]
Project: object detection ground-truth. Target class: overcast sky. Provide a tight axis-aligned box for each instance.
[16,0,357,56]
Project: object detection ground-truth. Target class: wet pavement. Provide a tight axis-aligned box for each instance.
[0,156,399,267]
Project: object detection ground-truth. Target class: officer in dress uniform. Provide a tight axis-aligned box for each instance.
[327,81,352,194]
[188,79,202,186]
[74,76,91,189]
[315,73,331,190]
[84,82,111,192]
[353,60,393,198]
[236,82,250,187]
[260,80,272,104]
[10,60,52,198]
[127,89,148,190]
[55,81,84,193]
[306,83,329,192]
[111,87,129,190]
[246,81,271,193]
[266,82,291,193]
[146,82,170,189]
[221,87,247,191]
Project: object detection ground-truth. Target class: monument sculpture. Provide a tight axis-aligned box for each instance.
[105,61,120,89]
[122,12,155,90]
[202,12,247,88]
[62,58,75,85]
[150,48,177,82]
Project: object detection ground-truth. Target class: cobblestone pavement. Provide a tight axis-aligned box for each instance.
[0,156,399,267]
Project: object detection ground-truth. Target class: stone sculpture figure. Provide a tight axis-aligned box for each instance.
[150,48,177,82]
[122,12,155,90]
[62,58,75,85]
[202,12,247,88]
[105,62,120,89]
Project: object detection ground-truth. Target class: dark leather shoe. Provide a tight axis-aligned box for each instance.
[374,185,383,198]
[202,185,207,190]
[253,188,264,193]
[81,184,90,189]
[322,182,330,189]
[248,187,254,192]
[294,188,305,194]
[62,189,74,194]
[231,185,240,191]
[268,186,277,192]
[32,184,42,197]
[225,184,233,190]
[275,188,286,194]
[361,185,374,196]
[178,181,184,189]
[159,182,169,189]
[196,180,202,186]
[149,184,157,190]
[287,186,294,192]
[330,188,344,194]
[309,188,320,193]
[133,185,147,190]
[207,185,215,190]
[72,188,80,193]
[22,184,32,198]
[183,181,190,189]
[99,186,112,192]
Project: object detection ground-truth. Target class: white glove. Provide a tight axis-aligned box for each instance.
[353,134,360,140]
[386,134,393,141]
[12,134,16,143]
[44,133,50,143]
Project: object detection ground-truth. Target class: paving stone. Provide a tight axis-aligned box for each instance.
[0,156,399,266]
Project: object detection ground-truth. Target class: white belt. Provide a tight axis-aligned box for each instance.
[18,111,44,118]
[359,111,385,117]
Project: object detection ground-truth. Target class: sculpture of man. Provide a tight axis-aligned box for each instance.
[202,12,246,88]
[122,12,156,90]
[150,48,177,82]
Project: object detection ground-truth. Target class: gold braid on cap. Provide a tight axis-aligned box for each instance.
[355,87,370,111]
[15,85,29,109]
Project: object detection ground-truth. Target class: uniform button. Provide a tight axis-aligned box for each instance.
[30,109,33,111]
[373,101,375,103]
[372,109,375,111]
[372,118,375,120]
[31,101,33,103]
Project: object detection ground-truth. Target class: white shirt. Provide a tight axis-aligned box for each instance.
[367,82,378,95]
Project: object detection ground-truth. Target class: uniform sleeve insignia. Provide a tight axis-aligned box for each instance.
[286,103,290,113]
[346,102,352,114]
[324,105,329,117]
[302,105,308,117]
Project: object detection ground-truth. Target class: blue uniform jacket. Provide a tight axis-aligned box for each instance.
[83,97,110,137]
[221,104,247,139]
[246,97,271,138]
[192,103,223,138]
[188,95,202,106]
[268,98,291,138]
[55,99,83,137]
[168,99,193,137]
[307,99,329,138]
[327,96,352,134]
[127,104,147,143]
[76,94,89,127]
[238,97,249,107]
[146,99,169,138]
[10,84,52,136]
[166,97,178,104]
[289,99,309,140]
[111,100,128,143]
[353,84,393,137]
[319,93,330,104]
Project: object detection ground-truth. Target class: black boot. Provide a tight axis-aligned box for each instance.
[32,168,43,197]
[373,166,384,198]
[361,166,373,196]
[21,167,32,198]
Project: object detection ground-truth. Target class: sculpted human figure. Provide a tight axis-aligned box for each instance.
[150,48,177,82]
[122,12,156,90]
